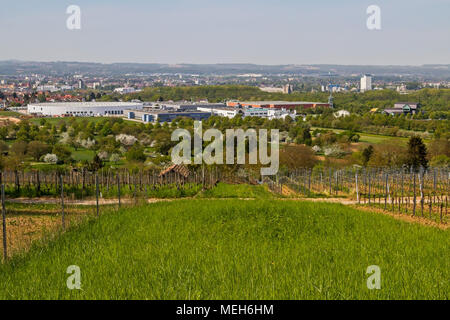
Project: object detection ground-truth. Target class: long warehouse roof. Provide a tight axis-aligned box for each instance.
[28,102,142,108]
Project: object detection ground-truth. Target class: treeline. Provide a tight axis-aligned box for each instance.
[308,112,450,137]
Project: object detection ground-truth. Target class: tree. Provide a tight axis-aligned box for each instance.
[27,141,51,161]
[302,128,312,146]
[0,141,8,154]
[0,127,8,140]
[88,154,104,171]
[362,145,374,166]
[38,93,46,103]
[10,140,28,157]
[110,153,121,163]
[151,130,174,155]
[406,136,428,171]
[368,143,406,168]
[88,92,96,101]
[52,144,72,164]
[43,154,58,164]
[279,145,318,169]
[116,134,137,146]
[125,145,146,162]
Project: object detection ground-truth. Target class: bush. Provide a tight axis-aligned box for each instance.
[430,155,450,167]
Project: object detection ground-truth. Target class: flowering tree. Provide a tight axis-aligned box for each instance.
[115,134,138,146]
[312,145,321,153]
[98,151,109,160]
[43,153,58,164]
[109,153,121,163]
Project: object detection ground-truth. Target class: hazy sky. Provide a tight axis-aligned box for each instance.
[0,0,449,65]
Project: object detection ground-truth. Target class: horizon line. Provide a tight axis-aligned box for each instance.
[1,59,449,67]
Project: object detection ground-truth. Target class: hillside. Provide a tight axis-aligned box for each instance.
[1,199,448,299]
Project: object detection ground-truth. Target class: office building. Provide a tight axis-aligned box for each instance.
[361,75,372,92]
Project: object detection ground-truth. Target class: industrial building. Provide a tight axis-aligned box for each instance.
[27,101,144,117]
[148,102,226,111]
[196,106,296,120]
[226,101,330,110]
[125,109,211,123]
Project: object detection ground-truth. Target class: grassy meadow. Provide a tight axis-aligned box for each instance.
[199,183,275,199]
[311,127,411,145]
[0,111,23,118]
[0,199,448,300]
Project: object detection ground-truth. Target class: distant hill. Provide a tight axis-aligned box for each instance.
[0,60,449,79]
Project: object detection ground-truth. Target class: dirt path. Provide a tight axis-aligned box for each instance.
[8,198,125,206]
[281,197,448,230]
[7,197,173,206]
[0,116,21,124]
[293,197,358,205]
[352,205,448,230]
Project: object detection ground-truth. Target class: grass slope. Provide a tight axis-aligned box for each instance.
[0,200,448,299]
[199,183,276,199]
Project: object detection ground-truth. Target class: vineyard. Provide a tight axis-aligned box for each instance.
[269,167,449,223]
[0,166,449,261]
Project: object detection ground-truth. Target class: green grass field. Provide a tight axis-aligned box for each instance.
[71,149,96,162]
[311,127,412,145]
[0,200,448,300]
[0,111,23,118]
[29,117,107,126]
[199,183,275,199]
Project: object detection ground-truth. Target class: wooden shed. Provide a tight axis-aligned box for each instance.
[159,164,190,180]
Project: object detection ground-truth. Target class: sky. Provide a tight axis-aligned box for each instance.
[0,0,449,65]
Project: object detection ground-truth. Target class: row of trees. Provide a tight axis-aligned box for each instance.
[308,111,449,136]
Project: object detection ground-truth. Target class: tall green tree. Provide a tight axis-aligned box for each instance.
[406,136,428,171]
[362,145,374,166]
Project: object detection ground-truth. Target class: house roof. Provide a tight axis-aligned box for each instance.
[159,164,190,178]
[394,102,420,108]
[383,108,404,114]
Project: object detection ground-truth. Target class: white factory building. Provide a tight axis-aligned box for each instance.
[27,101,144,117]
[196,106,296,120]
